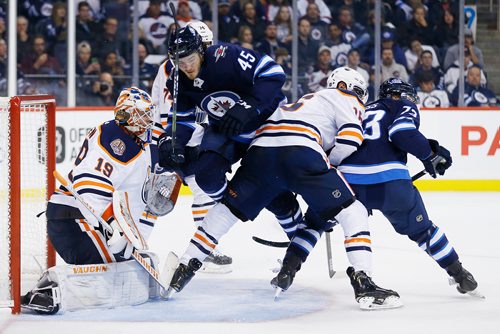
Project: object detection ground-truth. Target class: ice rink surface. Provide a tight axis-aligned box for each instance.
[1,191,499,334]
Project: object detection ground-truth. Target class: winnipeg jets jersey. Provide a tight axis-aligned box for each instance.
[49,121,157,239]
[251,89,364,166]
[151,43,286,143]
[339,98,432,184]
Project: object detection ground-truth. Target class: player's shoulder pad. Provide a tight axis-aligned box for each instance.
[206,43,245,65]
[97,121,144,165]
[335,88,364,106]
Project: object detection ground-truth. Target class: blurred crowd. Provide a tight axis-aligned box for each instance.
[0,0,497,107]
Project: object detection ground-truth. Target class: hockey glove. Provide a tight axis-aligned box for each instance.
[218,99,260,137]
[421,139,453,178]
[158,134,185,170]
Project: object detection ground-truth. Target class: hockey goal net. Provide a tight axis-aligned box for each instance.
[0,95,56,314]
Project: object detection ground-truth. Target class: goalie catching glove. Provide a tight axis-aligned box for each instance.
[218,98,261,137]
[421,139,452,178]
[144,171,182,216]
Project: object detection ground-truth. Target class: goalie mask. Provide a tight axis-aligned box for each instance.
[114,87,155,140]
[327,67,369,104]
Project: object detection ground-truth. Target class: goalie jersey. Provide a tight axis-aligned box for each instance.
[251,89,364,166]
[151,43,286,143]
[338,98,432,184]
[48,121,157,239]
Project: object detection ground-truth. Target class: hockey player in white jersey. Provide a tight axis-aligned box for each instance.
[167,67,401,310]
[21,87,176,314]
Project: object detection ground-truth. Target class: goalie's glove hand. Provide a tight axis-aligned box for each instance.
[218,99,260,137]
[421,139,453,178]
[158,134,185,170]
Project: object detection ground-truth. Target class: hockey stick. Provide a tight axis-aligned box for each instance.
[168,2,181,163]
[325,231,336,278]
[411,170,426,181]
[53,170,175,291]
[252,236,289,248]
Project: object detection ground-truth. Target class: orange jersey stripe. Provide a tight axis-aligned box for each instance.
[192,209,209,215]
[338,130,364,142]
[194,233,216,249]
[344,237,371,244]
[81,221,113,263]
[101,203,114,221]
[74,180,115,192]
[256,125,321,144]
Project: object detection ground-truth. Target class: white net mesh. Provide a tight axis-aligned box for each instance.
[0,97,52,308]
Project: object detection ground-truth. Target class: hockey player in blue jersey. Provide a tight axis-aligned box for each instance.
[166,67,403,309]
[156,26,305,263]
[338,78,480,297]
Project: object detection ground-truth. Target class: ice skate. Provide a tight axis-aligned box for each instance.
[200,249,233,274]
[270,252,302,300]
[20,272,60,315]
[347,267,403,310]
[168,258,203,296]
[446,261,484,299]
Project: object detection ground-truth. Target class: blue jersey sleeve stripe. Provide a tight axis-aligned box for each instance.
[253,55,274,79]
[388,123,416,137]
[258,65,285,78]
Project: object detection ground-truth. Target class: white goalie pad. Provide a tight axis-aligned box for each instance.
[46,259,160,313]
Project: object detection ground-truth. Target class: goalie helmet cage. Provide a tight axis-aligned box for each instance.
[0,95,56,314]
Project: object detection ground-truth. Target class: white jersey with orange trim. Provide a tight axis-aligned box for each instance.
[50,120,157,239]
[251,88,365,166]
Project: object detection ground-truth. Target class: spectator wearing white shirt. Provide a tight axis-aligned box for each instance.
[297,0,331,23]
[307,45,334,92]
[138,0,174,54]
[416,71,450,108]
[405,37,440,73]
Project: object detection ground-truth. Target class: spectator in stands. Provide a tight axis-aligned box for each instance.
[444,50,487,94]
[218,0,239,43]
[231,0,266,22]
[176,0,195,27]
[20,35,62,75]
[0,39,33,96]
[237,26,254,50]
[406,4,434,47]
[0,16,4,41]
[404,37,440,73]
[94,17,129,65]
[101,51,125,79]
[255,23,287,60]
[302,2,328,42]
[298,17,320,75]
[346,48,369,83]
[0,38,5,63]
[411,50,444,89]
[450,65,497,107]
[416,71,450,108]
[171,0,203,22]
[444,27,484,70]
[19,0,54,28]
[381,47,408,82]
[125,43,158,92]
[17,16,32,63]
[434,8,459,52]
[266,0,292,23]
[307,45,334,92]
[76,41,100,76]
[274,5,293,47]
[138,0,174,54]
[297,0,331,23]
[275,47,292,76]
[79,71,116,106]
[76,1,100,45]
[239,2,266,43]
[35,2,67,54]
[337,6,370,55]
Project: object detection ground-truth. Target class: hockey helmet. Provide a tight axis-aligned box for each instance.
[168,25,204,59]
[187,21,213,46]
[114,87,155,137]
[379,78,420,104]
[327,67,369,104]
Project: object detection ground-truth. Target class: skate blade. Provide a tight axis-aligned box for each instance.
[273,287,283,301]
[358,296,403,311]
[199,262,232,274]
[160,287,176,300]
[448,278,486,299]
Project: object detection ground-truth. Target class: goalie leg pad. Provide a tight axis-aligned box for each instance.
[35,260,158,313]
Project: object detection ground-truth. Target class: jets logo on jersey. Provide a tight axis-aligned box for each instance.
[200,91,240,120]
[150,22,168,39]
[214,46,227,62]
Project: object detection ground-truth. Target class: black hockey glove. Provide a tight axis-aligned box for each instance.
[421,139,453,178]
[218,99,260,137]
[158,134,185,170]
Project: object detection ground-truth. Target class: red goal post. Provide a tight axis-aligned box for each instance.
[0,95,56,314]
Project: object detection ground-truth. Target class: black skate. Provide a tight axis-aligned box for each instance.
[167,258,203,298]
[270,253,302,300]
[446,261,484,298]
[201,250,233,274]
[20,272,60,315]
[347,267,403,310]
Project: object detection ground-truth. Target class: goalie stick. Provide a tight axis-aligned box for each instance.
[53,170,177,292]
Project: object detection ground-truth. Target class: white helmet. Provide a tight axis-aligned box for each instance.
[187,21,213,46]
[327,67,369,104]
[114,87,155,137]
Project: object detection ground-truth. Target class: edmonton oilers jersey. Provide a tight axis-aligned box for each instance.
[339,98,428,185]
[162,43,286,141]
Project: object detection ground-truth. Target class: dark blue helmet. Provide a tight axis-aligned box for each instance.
[168,25,204,58]
[379,78,420,104]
